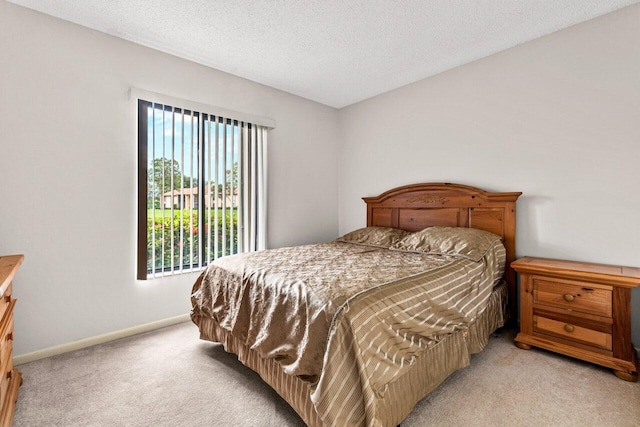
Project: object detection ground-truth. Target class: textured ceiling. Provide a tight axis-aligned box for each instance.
[8,0,639,108]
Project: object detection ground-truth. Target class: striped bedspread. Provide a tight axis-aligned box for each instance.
[191,240,505,426]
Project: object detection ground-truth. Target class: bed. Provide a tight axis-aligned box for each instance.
[191,183,521,426]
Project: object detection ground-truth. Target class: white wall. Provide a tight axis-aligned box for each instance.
[0,1,339,356]
[339,5,640,345]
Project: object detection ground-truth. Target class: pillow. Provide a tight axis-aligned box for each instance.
[336,226,410,248]
[391,226,502,261]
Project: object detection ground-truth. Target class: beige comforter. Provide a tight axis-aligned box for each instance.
[191,240,505,426]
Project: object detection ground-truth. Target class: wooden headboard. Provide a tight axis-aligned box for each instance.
[363,182,522,319]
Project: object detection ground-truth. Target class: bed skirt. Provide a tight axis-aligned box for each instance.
[191,281,508,427]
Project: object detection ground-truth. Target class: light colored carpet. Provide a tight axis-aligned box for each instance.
[14,322,639,426]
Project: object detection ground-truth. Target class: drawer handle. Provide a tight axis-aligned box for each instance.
[564,324,575,333]
[563,294,575,302]
[6,371,11,380]
[6,332,13,342]
[3,295,9,304]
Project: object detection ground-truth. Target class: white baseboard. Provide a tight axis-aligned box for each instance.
[13,313,191,366]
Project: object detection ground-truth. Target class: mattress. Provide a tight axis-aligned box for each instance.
[193,281,507,426]
[191,238,507,426]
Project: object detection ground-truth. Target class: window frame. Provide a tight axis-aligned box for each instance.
[134,90,273,280]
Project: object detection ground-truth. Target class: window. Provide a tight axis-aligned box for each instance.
[137,98,268,279]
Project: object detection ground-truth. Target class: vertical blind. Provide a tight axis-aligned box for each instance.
[137,99,268,279]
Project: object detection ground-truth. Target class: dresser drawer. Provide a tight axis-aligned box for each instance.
[534,315,612,351]
[533,277,612,317]
[0,254,21,423]
[0,358,12,408]
[0,284,12,328]
[0,312,14,376]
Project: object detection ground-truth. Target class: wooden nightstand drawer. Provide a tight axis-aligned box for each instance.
[534,315,612,351]
[533,277,612,317]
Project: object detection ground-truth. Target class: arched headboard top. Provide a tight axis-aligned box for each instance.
[363,182,522,318]
[362,182,522,205]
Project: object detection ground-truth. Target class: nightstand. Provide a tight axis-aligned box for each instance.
[512,257,640,381]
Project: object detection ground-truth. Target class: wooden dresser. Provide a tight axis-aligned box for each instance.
[0,255,23,425]
[512,257,640,381]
